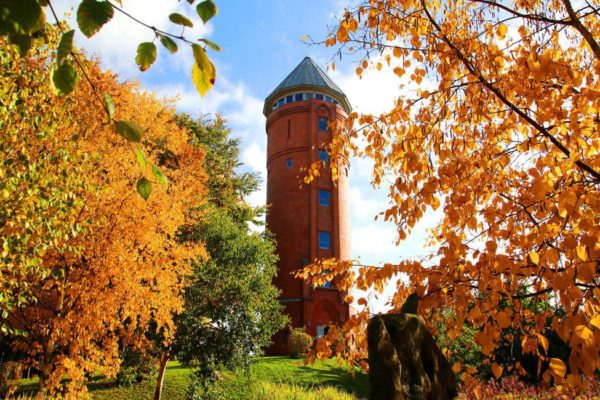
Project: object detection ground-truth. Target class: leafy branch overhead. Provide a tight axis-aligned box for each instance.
[0,0,220,199]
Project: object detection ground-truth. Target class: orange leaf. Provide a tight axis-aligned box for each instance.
[491,362,503,379]
[452,362,462,373]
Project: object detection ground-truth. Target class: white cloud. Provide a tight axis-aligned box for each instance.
[242,142,266,175]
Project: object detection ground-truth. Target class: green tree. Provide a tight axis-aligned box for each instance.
[178,208,287,399]
[148,116,287,400]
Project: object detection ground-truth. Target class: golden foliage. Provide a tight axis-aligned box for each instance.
[302,0,600,390]
[4,38,207,398]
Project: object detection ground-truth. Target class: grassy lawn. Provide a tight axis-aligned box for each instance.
[16,357,368,399]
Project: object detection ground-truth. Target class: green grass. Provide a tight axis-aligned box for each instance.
[15,357,368,400]
[214,357,367,399]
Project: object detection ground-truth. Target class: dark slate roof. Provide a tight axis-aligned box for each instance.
[264,57,351,115]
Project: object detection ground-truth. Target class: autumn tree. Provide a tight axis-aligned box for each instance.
[1,32,207,398]
[300,0,600,391]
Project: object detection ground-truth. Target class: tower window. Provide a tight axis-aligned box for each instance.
[286,158,293,168]
[319,149,330,164]
[316,325,325,338]
[318,231,331,249]
[286,95,293,103]
[294,93,303,101]
[278,98,284,107]
[315,93,324,100]
[319,190,330,206]
[305,93,314,99]
[318,117,328,131]
[325,96,332,102]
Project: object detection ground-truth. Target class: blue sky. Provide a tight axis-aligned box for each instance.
[54,1,440,305]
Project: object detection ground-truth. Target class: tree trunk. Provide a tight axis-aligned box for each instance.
[153,349,170,400]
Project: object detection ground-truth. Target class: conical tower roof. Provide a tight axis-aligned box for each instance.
[264,57,351,115]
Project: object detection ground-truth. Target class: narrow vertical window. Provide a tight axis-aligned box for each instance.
[318,231,331,249]
[286,158,293,168]
[320,270,332,288]
[319,149,330,164]
[287,119,291,139]
[316,325,325,338]
[286,95,293,103]
[294,93,303,102]
[315,93,324,100]
[319,190,329,206]
[318,117,328,131]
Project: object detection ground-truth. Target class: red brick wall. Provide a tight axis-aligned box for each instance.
[265,98,351,355]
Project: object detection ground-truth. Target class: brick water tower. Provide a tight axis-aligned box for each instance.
[263,57,352,355]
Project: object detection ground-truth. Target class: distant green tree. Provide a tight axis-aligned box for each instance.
[174,115,287,400]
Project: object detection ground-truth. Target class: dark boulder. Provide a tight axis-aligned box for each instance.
[367,312,457,400]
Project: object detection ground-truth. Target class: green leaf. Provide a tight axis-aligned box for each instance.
[136,178,152,200]
[168,13,193,28]
[159,34,178,54]
[135,42,157,72]
[196,0,218,24]
[77,0,114,38]
[115,120,143,142]
[152,164,168,187]
[0,0,44,35]
[57,30,75,64]
[199,38,221,51]
[8,34,32,56]
[191,44,216,97]
[51,63,79,96]
[134,147,147,170]
[103,93,115,119]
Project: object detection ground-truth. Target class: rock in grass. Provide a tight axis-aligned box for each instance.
[367,312,457,400]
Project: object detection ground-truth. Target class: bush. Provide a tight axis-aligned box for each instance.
[0,361,23,397]
[288,328,313,358]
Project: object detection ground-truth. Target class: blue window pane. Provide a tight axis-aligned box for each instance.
[315,93,324,100]
[278,99,284,106]
[319,149,329,164]
[319,190,329,206]
[294,93,303,101]
[318,117,328,131]
[305,93,314,99]
[322,280,332,289]
[286,158,293,168]
[286,95,293,103]
[318,231,330,249]
[325,96,332,102]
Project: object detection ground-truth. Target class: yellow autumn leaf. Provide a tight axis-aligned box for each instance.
[497,23,508,39]
[191,44,216,97]
[529,251,539,265]
[590,314,600,329]
[536,333,549,352]
[549,358,566,377]
[576,245,587,261]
